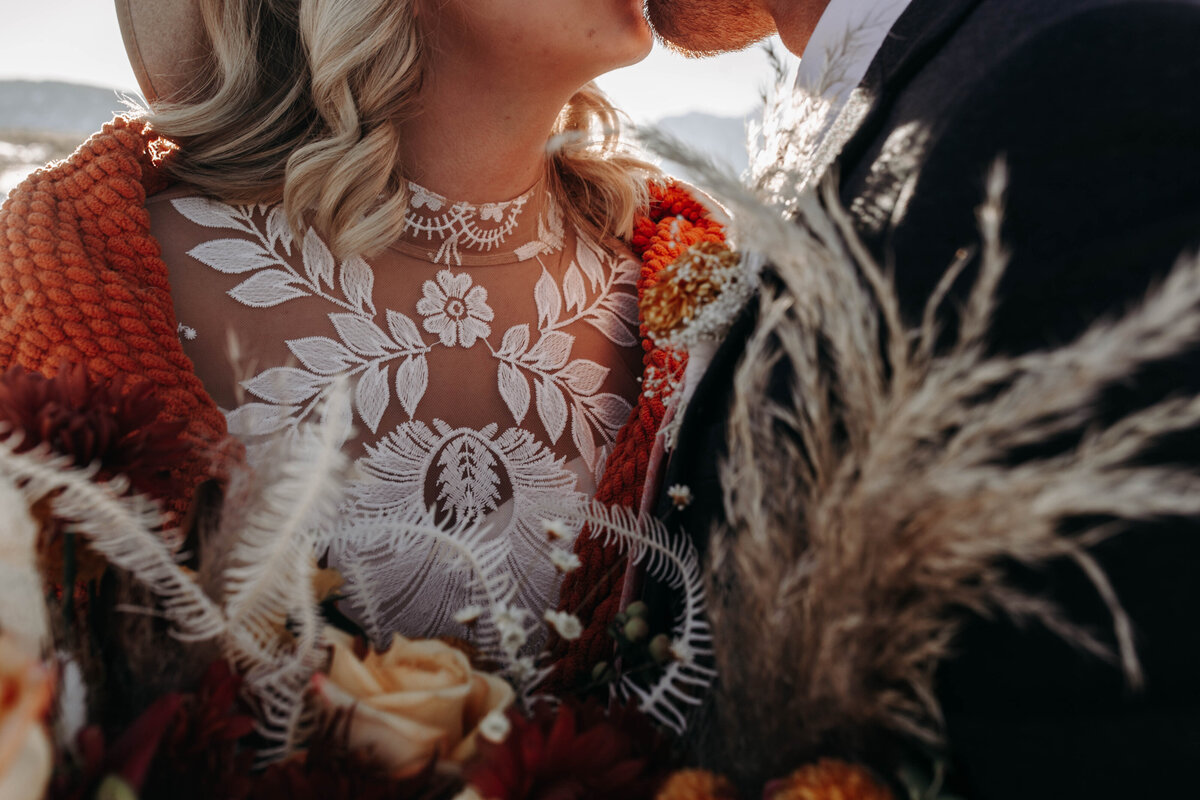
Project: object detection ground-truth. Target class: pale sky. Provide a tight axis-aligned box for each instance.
[0,0,780,124]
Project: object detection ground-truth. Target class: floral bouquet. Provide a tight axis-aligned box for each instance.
[0,358,713,800]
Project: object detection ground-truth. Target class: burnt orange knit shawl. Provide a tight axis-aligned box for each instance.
[0,117,229,517]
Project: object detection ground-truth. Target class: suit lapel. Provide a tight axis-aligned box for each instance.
[833,0,984,179]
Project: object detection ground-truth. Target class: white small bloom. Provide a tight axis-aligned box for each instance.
[501,627,527,653]
[494,605,530,630]
[453,604,484,625]
[542,518,574,541]
[669,639,695,664]
[478,709,512,744]
[549,549,582,574]
[667,484,693,509]
[508,655,538,683]
[495,605,529,653]
[543,610,583,641]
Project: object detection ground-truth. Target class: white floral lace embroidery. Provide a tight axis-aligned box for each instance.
[416,270,494,347]
[171,190,640,644]
[405,180,539,266]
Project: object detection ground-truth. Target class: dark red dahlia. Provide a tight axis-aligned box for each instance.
[51,660,271,800]
[141,660,259,800]
[462,699,675,800]
[0,363,189,500]
[249,709,456,800]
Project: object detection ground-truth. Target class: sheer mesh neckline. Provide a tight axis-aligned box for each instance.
[392,176,564,268]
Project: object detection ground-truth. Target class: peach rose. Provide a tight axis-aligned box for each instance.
[314,628,514,778]
[0,635,53,800]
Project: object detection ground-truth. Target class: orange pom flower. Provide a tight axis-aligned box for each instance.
[764,759,894,800]
[656,769,738,800]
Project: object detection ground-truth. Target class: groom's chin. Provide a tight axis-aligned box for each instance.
[645,0,777,57]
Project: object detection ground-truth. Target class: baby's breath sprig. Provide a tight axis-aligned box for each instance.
[641,241,760,351]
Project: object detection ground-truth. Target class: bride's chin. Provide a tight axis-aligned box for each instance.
[612,21,655,68]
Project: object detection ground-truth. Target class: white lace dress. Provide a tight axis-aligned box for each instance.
[149,179,643,646]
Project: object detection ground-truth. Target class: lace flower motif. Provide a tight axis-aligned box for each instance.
[416,270,494,348]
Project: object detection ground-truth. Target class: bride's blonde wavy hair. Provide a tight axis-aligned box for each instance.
[149,0,658,258]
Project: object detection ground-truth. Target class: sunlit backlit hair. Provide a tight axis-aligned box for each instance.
[147,0,658,258]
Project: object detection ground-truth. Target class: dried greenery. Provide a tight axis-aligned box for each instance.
[699,166,1200,785]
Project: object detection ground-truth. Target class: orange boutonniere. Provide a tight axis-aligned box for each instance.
[640,241,758,350]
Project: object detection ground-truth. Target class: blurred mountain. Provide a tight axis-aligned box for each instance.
[0,80,140,196]
[651,110,753,184]
[0,80,137,136]
[0,80,759,201]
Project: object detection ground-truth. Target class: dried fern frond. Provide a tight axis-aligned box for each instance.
[214,390,354,761]
[0,437,226,643]
[704,164,1200,786]
[547,498,717,733]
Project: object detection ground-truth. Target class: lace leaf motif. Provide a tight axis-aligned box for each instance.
[388,309,426,350]
[175,198,431,436]
[535,377,569,444]
[395,356,429,419]
[357,362,391,434]
[189,239,278,274]
[498,361,531,424]
[242,367,326,405]
[331,313,396,358]
[174,196,257,234]
[289,336,363,376]
[492,237,638,474]
[563,263,587,313]
[534,268,562,328]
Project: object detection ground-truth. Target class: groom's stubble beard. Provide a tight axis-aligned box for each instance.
[644,0,777,56]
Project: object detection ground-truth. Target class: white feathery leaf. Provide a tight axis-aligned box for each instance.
[546,499,716,734]
[217,386,353,760]
[0,439,226,643]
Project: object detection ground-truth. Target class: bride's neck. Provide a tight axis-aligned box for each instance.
[396,66,572,203]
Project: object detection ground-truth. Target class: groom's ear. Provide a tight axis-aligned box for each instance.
[645,0,776,57]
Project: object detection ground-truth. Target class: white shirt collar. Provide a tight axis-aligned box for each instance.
[794,0,915,104]
[750,0,915,197]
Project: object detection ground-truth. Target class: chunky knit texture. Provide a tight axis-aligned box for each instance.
[549,182,726,690]
[0,117,231,517]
